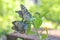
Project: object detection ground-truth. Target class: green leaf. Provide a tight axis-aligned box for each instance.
[41,34,48,40]
[26,21,32,35]
[33,12,42,30]
[41,30,48,40]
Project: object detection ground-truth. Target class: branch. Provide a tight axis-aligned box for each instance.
[7,32,39,40]
[7,29,60,40]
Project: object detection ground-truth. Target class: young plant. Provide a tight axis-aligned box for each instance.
[12,4,48,40]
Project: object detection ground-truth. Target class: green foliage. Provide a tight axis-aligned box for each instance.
[40,0,60,23]
[33,12,42,30]
[41,34,48,40]
[0,0,20,36]
[26,21,32,34]
[0,0,60,40]
[26,13,42,34]
[26,0,60,23]
[41,30,48,40]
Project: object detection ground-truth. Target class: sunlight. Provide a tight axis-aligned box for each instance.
[25,0,34,9]
[41,21,53,28]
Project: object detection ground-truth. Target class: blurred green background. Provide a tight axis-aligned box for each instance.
[0,0,60,36]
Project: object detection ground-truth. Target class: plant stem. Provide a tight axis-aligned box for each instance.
[32,21,41,40]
